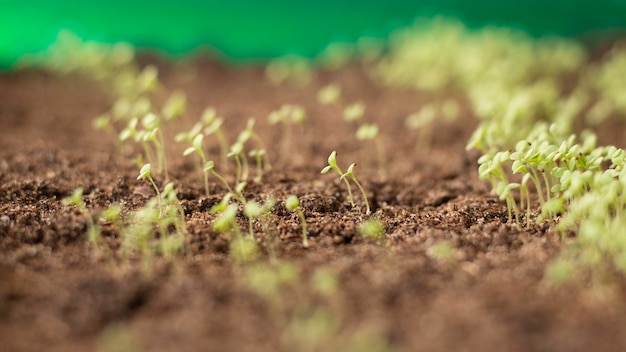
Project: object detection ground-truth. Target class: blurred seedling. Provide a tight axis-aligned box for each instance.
[268,104,307,159]
[357,219,385,243]
[285,195,309,248]
[406,103,437,149]
[238,118,272,172]
[317,83,342,105]
[265,55,313,87]
[120,113,169,181]
[62,187,100,245]
[161,90,186,121]
[321,151,371,214]
[244,197,277,237]
[311,267,339,297]
[343,102,366,123]
[137,163,162,213]
[230,235,260,264]
[201,107,230,168]
[228,141,247,185]
[249,149,268,183]
[183,133,211,195]
[406,99,460,150]
[245,262,300,302]
[212,202,241,236]
[355,123,386,176]
[204,160,233,193]
[427,240,456,262]
[93,113,122,150]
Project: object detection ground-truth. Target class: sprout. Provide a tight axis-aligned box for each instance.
[357,219,384,241]
[183,133,211,195]
[268,104,307,160]
[161,90,186,121]
[200,107,231,167]
[249,149,267,183]
[342,102,365,122]
[311,268,339,296]
[355,123,386,176]
[286,195,308,247]
[136,65,159,93]
[137,163,162,212]
[317,84,341,105]
[228,141,246,185]
[265,55,312,86]
[62,187,100,245]
[427,241,456,262]
[321,151,371,214]
[204,161,233,193]
[230,236,259,264]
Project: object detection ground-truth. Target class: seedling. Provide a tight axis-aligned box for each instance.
[204,161,233,193]
[230,236,260,264]
[405,103,437,149]
[183,133,211,195]
[265,55,313,86]
[62,187,100,245]
[202,107,230,168]
[161,90,186,121]
[357,219,384,242]
[321,151,371,214]
[427,241,456,262]
[137,163,162,212]
[285,195,308,248]
[317,83,342,105]
[249,149,267,183]
[238,118,272,171]
[311,268,339,296]
[342,102,365,123]
[243,197,276,237]
[268,104,306,159]
[212,203,241,236]
[355,123,386,175]
[228,141,246,185]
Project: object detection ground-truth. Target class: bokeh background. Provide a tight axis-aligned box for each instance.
[1,0,626,69]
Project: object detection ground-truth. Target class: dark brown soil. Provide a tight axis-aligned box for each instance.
[2,55,626,352]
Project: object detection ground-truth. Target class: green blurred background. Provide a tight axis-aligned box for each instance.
[1,0,625,69]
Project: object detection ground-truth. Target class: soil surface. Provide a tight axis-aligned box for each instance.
[2,54,626,352]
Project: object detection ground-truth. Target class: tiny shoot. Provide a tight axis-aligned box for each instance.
[285,195,309,248]
[321,151,371,214]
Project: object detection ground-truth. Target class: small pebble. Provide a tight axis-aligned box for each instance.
[1,215,10,225]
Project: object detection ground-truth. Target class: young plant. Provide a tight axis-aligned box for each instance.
[321,151,371,214]
[228,141,247,185]
[238,118,272,171]
[243,197,276,237]
[317,83,342,105]
[355,123,386,176]
[161,90,187,121]
[62,187,101,245]
[202,107,230,168]
[137,163,162,212]
[268,104,306,160]
[342,102,365,123]
[204,160,233,193]
[249,149,267,183]
[285,195,309,248]
[183,133,211,195]
[357,219,385,243]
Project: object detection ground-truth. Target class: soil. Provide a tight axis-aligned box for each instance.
[2,53,626,352]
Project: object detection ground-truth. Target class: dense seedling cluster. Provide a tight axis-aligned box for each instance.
[374,17,626,282]
[28,19,626,289]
